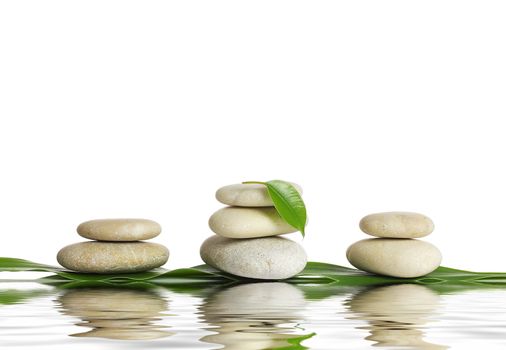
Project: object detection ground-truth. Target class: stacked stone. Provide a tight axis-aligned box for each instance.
[200,183,307,280]
[57,219,169,273]
[346,212,442,278]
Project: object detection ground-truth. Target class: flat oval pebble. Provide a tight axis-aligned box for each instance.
[209,207,297,238]
[359,212,434,238]
[57,242,169,273]
[200,235,307,280]
[346,238,442,278]
[215,182,302,207]
[77,218,161,241]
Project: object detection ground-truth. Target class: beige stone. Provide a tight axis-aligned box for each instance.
[77,218,161,241]
[57,241,169,273]
[209,207,296,238]
[200,235,307,279]
[215,182,302,207]
[359,212,434,238]
[346,238,442,278]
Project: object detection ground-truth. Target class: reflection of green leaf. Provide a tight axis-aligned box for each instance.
[272,332,315,350]
[0,289,51,305]
[296,284,365,301]
[243,180,307,237]
[2,257,506,292]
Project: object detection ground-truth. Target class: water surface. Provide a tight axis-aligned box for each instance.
[1,280,506,349]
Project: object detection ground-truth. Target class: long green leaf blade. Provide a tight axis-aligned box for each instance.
[3,257,506,292]
[264,180,307,237]
[0,257,61,272]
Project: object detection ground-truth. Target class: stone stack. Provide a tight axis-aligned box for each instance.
[57,219,169,273]
[346,212,442,278]
[200,183,307,280]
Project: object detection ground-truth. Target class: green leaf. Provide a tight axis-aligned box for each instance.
[0,257,62,272]
[243,180,307,237]
[2,257,506,295]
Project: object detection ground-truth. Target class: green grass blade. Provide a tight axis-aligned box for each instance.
[3,257,506,291]
[54,269,168,282]
[0,257,61,272]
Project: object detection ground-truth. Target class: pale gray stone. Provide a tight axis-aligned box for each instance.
[77,218,161,241]
[209,207,296,238]
[359,212,434,238]
[57,241,169,273]
[216,182,302,207]
[200,235,307,280]
[346,238,442,278]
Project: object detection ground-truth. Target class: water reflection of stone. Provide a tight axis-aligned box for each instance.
[200,282,312,350]
[57,288,173,340]
[346,284,448,349]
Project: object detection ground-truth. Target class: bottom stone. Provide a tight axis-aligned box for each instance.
[57,241,169,273]
[200,235,307,280]
[346,238,442,278]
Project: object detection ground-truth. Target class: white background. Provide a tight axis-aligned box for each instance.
[1,1,505,272]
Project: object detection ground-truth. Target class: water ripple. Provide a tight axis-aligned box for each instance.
[1,282,506,349]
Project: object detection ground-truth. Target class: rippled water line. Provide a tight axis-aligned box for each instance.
[194,283,311,350]
[301,297,367,350]
[425,291,506,350]
[54,288,215,350]
[2,283,506,349]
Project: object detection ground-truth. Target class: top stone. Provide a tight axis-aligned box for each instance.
[77,218,161,241]
[215,182,302,207]
[359,212,434,238]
